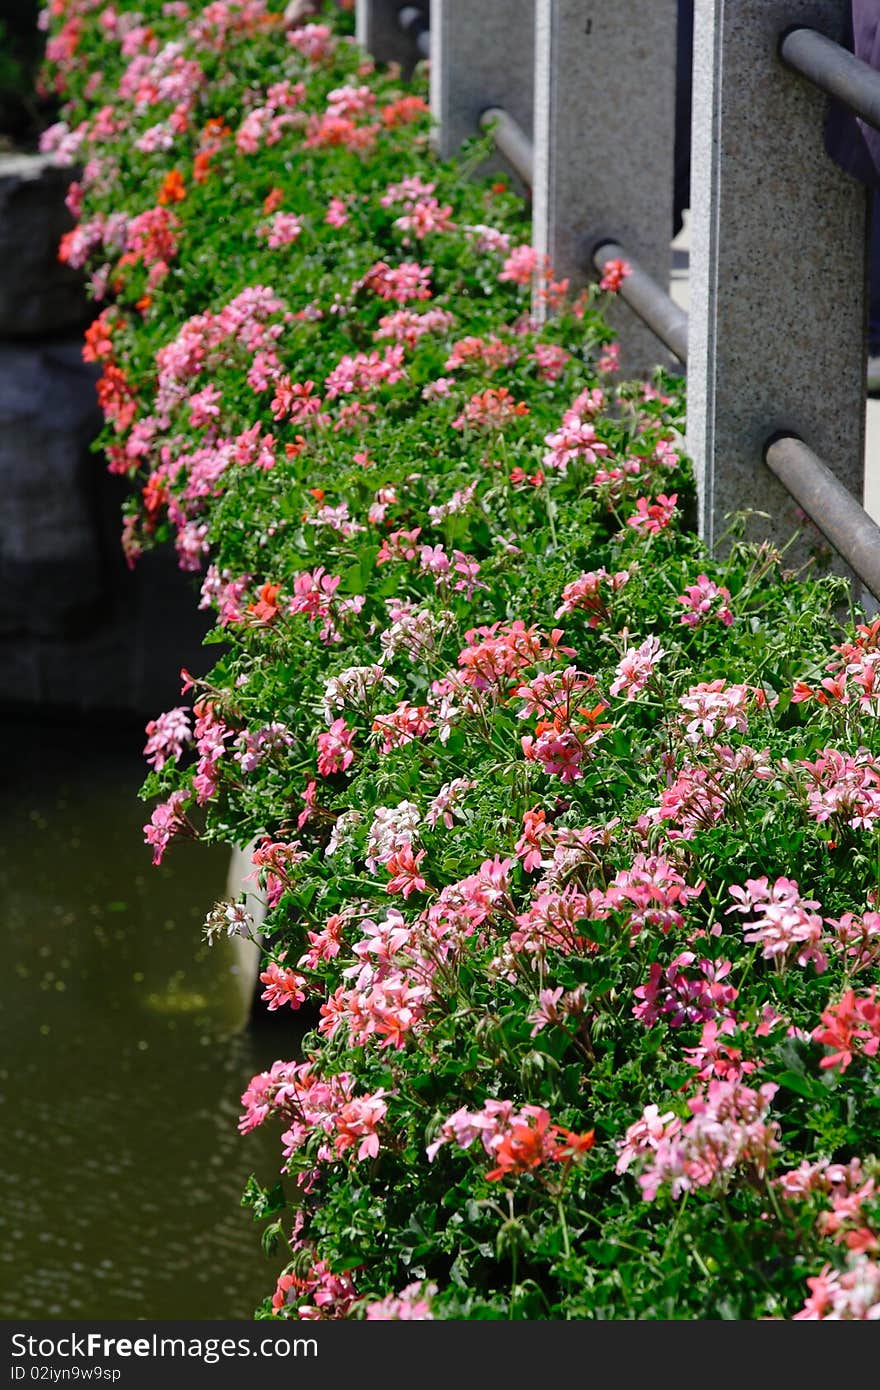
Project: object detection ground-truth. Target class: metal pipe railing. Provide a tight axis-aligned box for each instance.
[478,107,534,186]
[779,26,880,134]
[765,434,880,601]
[588,241,879,596]
[467,85,879,600]
[398,6,430,60]
[592,239,688,365]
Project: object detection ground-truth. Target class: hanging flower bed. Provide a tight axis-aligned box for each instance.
[44,0,880,1321]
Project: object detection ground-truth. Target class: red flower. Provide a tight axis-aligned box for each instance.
[550,1127,596,1162]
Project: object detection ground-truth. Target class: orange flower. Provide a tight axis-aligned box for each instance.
[248,582,282,624]
[551,1127,595,1162]
[263,186,284,215]
[142,473,168,516]
[380,95,429,127]
[487,1118,550,1180]
[157,168,186,205]
[82,311,114,363]
[192,151,212,183]
[576,701,611,729]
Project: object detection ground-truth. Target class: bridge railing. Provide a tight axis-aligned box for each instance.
[355,1,878,597]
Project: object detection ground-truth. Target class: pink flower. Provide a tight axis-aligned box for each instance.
[365,1281,436,1320]
[499,244,539,286]
[289,567,341,624]
[543,412,611,474]
[811,987,880,1071]
[419,543,450,577]
[514,807,553,872]
[678,679,755,744]
[531,343,571,381]
[627,493,678,534]
[364,260,432,303]
[555,568,629,624]
[799,748,880,829]
[678,574,733,628]
[528,987,565,1036]
[324,346,405,399]
[259,962,308,1012]
[795,1256,880,1319]
[619,1080,780,1201]
[326,84,375,120]
[316,719,355,777]
[325,196,349,227]
[633,954,738,1028]
[597,341,620,373]
[610,635,665,699]
[187,383,222,428]
[394,196,454,240]
[371,701,434,754]
[250,839,307,908]
[599,258,631,292]
[385,846,429,898]
[615,1104,680,1174]
[258,211,303,249]
[143,706,192,770]
[333,1090,388,1162]
[521,725,597,783]
[143,790,189,865]
[727,876,828,972]
[603,853,703,939]
[426,778,475,829]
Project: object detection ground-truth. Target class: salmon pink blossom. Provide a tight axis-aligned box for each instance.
[316,719,355,777]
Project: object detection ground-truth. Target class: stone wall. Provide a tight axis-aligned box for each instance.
[0,152,211,717]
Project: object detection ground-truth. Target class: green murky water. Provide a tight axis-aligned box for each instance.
[0,718,294,1319]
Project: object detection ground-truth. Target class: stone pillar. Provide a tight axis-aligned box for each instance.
[430,0,535,173]
[0,154,87,337]
[687,0,868,556]
[356,0,429,72]
[532,1,677,374]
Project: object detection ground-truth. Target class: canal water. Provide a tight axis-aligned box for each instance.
[0,716,296,1319]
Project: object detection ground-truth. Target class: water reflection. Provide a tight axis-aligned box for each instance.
[0,717,295,1319]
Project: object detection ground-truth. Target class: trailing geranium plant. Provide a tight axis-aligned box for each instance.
[45,0,880,1320]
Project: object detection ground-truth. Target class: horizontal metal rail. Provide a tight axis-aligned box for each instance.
[478,106,534,185]
[779,26,880,134]
[765,434,880,600]
[468,97,878,598]
[398,6,430,60]
[592,240,689,365]
[469,113,686,364]
[586,244,877,593]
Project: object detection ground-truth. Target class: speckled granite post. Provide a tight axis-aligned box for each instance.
[687,0,868,560]
[430,0,535,173]
[532,0,677,374]
[356,0,428,72]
